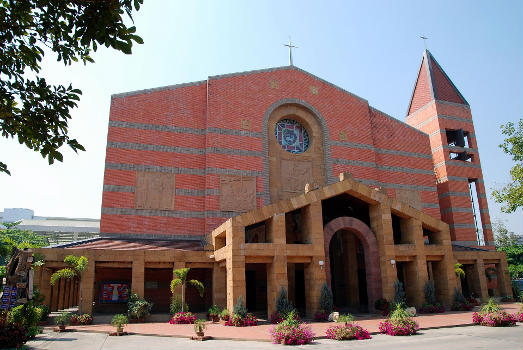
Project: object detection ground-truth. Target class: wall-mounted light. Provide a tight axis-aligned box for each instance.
[390,259,396,267]
[209,254,215,259]
[319,260,324,269]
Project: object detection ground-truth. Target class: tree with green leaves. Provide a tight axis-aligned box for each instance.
[492,119,523,213]
[170,268,204,313]
[0,0,143,175]
[0,221,47,264]
[50,255,88,311]
[493,220,523,279]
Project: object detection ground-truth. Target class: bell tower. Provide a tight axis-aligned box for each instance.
[406,50,494,248]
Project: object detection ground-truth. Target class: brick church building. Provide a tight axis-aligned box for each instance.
[36,50,512,316]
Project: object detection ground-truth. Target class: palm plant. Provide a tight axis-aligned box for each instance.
[454,263,465,279]
[50,255,88,312]
[170,268,204,313]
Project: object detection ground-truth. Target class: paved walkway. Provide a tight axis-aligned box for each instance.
[44,303,521,341]
[28,325,523,350]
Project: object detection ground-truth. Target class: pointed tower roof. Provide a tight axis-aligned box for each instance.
[407,50,469,115]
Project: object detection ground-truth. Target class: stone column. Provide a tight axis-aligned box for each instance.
[57,278,66,310]
[50,280,59,312]
[39,268,53,307]
[495,261,512,298]
[131,252,145,297]
[304,257,326,318]
[64,279,70,309]
[369,203,396,301]
[267,255,288,316]
[68,279,75,307]
[79,257,95,315]
[473,259,489,302]
[212,263,227,308]
[226,223,246,313]
[409,218,429,307]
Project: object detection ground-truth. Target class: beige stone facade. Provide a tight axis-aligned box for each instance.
[34,173,512,316]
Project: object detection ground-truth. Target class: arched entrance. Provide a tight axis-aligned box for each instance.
[323,217,381,312]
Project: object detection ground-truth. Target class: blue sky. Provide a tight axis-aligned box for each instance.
[0,0,521,234]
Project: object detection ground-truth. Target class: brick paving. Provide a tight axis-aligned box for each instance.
[45,303,522,341]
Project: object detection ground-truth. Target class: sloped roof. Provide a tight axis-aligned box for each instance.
[407,50,469,115]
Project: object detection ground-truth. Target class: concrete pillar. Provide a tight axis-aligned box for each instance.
[79,257,95,315]
[473,259,489,302]
[495,261,512,298]
[226,223,246,313]
[212,264,227,308]
[57,278,66,310]
[131,252,145,297]
[304,257,326,318]
[68,279,75,307]
[63,279,70,309]
[39,268,53,307]
[287,264,296,305]
[369,203,396,301]
[50,279,59,312]
[267,255,288,316]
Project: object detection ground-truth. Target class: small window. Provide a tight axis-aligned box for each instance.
[450,152,472,162]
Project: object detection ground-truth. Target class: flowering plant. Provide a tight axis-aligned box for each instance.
[513,312,523,323]
[313,310,329,322]
[472,311,516,327]
[269,311,314,345]
[419,303,446,314]
[379,304,419,336]
[270,311,300,324]
[169,312,196,324]
[70,313,93,325]
[224,313,258,327]
[451,302,473,311]
[325,323,371,341]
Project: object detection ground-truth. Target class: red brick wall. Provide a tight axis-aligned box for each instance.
[100,67,443,238]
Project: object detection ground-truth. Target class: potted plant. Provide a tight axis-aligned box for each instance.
[55,311,72,332]
[127,293,153,323]
[208,305,220,322]
[111,314,129,336]
[194,319,206,337]
[220,309,230,324]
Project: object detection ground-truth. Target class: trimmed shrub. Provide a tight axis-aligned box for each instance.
[319,283,333,314]
[451,288,472,311]
[169,312,197,324]
[233,295,247,318]
[8,303,42,339]
[220,309,230,321]
[326,323,371,341]
[127,293,153,320]
[276,286,294,315]
[393,280,406,306]
[423,280,436,305]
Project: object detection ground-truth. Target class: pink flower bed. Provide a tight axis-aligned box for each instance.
[224,314,258,327]
[325,323,371,341]
[379,319,419,336]
[270,324,314,345]
[419,303,446,314]
[313,311,329,322]
[70,314,93,325]
[514,312,523,323]
[472,311,516,327]
[169,312,196,324]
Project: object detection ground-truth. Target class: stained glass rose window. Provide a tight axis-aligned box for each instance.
[275,119,310,154]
